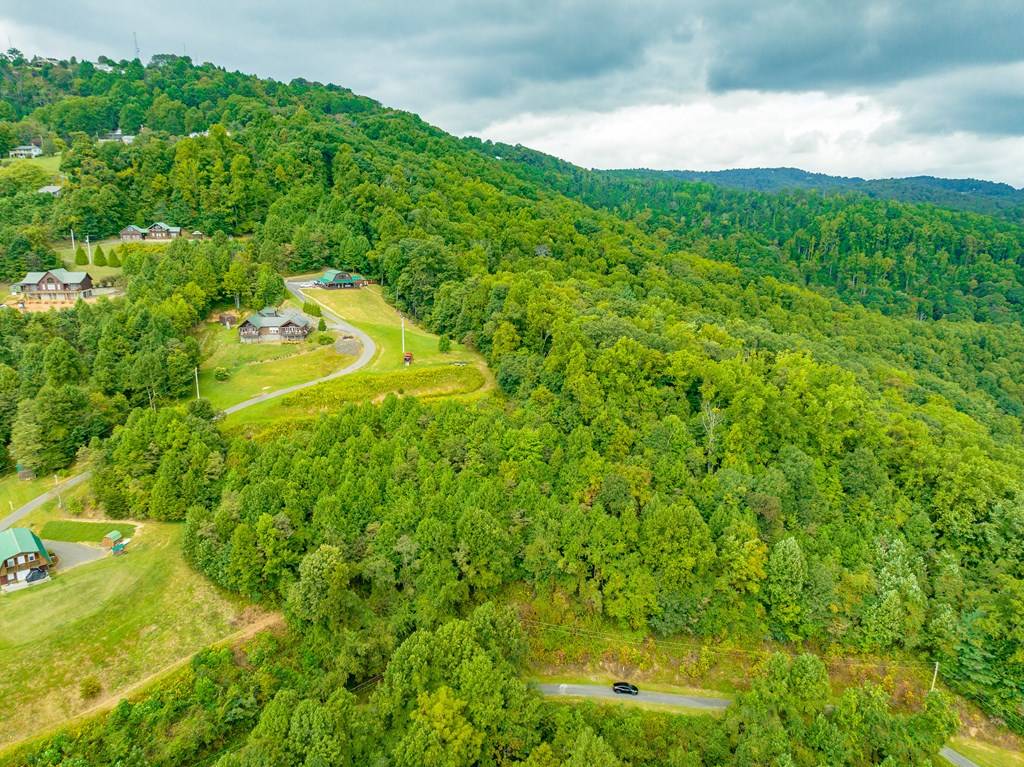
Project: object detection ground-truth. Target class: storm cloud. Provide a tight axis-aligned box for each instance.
[2,1,1023,183]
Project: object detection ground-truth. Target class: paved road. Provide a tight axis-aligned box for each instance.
[536,683,981,766]
[0,471,92,531]
[45,539,105,570]
[3,286,376,526]
[221,282,376,415]
[939,746,981,767]
[536,683,731,711]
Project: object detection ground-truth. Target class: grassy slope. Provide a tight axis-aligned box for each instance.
[194,315,353,411]
[949,736,1024,767]
[0,470,73,515]
[53,238,125,281]
[225,286,494,428]
[0,494,255,747]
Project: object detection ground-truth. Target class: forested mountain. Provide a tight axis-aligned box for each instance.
[1,51,1022,765]
[635,167,1024,219]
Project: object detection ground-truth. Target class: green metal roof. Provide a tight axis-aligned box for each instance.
[105,530,122,542]
[317,270,365,284]
[240,307,312,329]
[0,528,51,564]
[18,268,91,286]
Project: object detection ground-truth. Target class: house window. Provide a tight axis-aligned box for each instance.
[4,557,12,568]
[16,555,26,565]
[27,553,35,562]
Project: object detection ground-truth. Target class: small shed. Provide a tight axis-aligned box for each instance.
[102,530,123,549]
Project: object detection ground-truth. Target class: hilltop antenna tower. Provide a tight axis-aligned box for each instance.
[133,32,140,60]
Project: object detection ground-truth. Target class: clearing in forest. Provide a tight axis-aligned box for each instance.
[0,491,257,748]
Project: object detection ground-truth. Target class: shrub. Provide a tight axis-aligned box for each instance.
[214,367,230,381]
[438,335,451,353]
[317,317,327,331]
[66,496,84,517]
[106,247,121,267]
[74,246,87,265]
[303,301,322,317]
[92,245,107,266]
[79,676,102,700]
[317,332,333,345]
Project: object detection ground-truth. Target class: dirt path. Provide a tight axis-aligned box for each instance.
[72,612,283,722]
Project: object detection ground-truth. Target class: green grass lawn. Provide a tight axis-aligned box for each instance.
[949,737,1024,767]
[194,318,354,411]
[38,520,136,543]
[0,521,254,747]
[1,153,62,177]
[0,470,76,518]
[52,238,125,281]
[300,285,479,372]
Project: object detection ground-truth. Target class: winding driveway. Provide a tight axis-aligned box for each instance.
[222,281,375,414]
[534,683,980,767]
[1,283,376,530]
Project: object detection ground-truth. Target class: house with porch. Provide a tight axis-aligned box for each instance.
[316,269,368,289]
[147,222,181,240]
[238,307,313,343]
[8,145,42,159]
[13,269,93,302]
[0,528,52,591]
[119,224,147,241]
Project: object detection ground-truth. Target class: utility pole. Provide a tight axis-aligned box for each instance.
[85,234,92,264]
[133,32,141,60]
[194,366,200,399]
[70,228,76,253]
[53,474,63,509]
[930,661,939,692]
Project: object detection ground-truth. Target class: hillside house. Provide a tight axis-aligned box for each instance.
[316,269,368,289]
[120,224,147,241]
[37,184,62,196]
[0,528,52,590]
[147,222,181,240]
[238,307,312,343]
[98,129,135,145]
[8,145,41,159]
[13,269,93,302]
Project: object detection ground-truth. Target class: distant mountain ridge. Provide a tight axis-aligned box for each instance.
[616,166,1024,220]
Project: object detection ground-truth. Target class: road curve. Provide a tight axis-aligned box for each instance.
[222,281,376,414]
[535,683,981,766]
[0,471,92,531]
[535,683,730,711]
[3,284,377,527]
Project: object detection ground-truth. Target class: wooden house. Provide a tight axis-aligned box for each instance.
[147,222,181,240]
[13,269,93,302]
[0,528,52,590]
[316,269,368,289]
[119,224,147,241]
[238,307,312,343]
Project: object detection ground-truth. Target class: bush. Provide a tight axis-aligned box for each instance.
[317,317,327,331]
[74,246,87,265]
[214,367,230,381]
[66,496,84,517]
[79,676,102,700]
[303,301,322,317]
[92,245,107,266]
[438,335,451,353]
[317,332,333,345]
[106,247,121,267]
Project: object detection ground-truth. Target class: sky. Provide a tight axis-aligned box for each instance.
[3,1,1024,185]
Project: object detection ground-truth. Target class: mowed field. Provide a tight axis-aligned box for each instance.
[53,238,126,282]
[194,313,354,411]
[225,285,494,427]
[0,493,257,747]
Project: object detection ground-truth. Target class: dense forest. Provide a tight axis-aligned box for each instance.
[1,51,1022,765]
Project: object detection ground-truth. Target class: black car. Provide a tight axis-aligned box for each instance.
[612,682,639,695]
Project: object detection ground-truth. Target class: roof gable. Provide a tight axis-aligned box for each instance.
[0,528,51,563]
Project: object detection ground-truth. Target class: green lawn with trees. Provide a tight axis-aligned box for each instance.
[0,50,1020,765]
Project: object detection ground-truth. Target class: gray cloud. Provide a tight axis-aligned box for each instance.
[2,1,1024,180]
